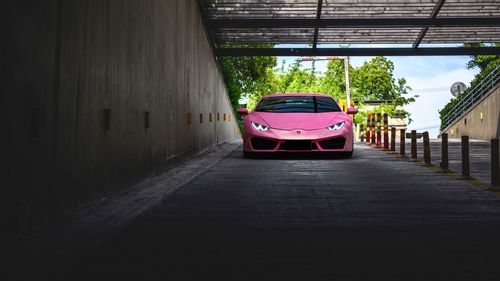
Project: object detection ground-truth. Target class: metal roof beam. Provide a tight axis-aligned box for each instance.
[208,17,500,29]
[214,47,500,57]
[312,0,323,49]
[430,0,447,18]
[413,0,447,48]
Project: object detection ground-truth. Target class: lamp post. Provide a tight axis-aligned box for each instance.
[344,56,351,110]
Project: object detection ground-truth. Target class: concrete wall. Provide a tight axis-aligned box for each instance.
[442,84,500,140]
[3,0,240,235]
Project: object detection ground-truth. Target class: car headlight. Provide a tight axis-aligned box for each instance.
[327,121,345,131]
[251,121,269,131]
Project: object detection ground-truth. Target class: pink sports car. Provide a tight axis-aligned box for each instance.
[237,93,358,158]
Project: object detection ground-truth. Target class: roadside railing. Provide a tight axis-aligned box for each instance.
[363,113,499,189]
[442,66,500,130]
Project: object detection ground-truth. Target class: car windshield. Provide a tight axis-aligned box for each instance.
[255,96,341,113]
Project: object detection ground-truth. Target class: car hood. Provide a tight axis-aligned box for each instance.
[253,112,344,130]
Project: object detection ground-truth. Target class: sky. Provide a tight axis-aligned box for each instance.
[273,44,479,138]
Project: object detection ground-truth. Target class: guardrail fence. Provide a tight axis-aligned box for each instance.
[442,66,499,129]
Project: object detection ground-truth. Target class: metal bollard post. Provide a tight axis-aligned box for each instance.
[366,114,371,144]
[411,130,417,160]
[371,114,376,145]
[400,129,406,157]
[383,113,389,151]
[376,113,382,147]
[440,133,449,171]
[461,135,471,179]
[423,131,431,165]
[491,138,499,190]
[391,127,396,152]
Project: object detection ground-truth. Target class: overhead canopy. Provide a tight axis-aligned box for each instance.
[197,0,500,56]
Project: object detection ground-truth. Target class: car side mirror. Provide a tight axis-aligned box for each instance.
[347,108,358,115]
[236,108,249,115]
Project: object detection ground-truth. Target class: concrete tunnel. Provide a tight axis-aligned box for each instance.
[3,0,240,235]
[4,1,500,279]
[4,0,500,238]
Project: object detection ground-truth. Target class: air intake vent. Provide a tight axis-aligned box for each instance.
[251,138,277,150]
[319,137,346,149]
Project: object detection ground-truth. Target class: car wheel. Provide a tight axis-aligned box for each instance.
[342,150,353,158]
[343,139,354,158]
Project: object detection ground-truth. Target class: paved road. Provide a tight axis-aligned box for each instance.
[63,143,500,280]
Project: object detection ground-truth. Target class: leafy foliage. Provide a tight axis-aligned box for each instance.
[352,57,414,105]
[465,43,500,71]
[218,44,277,110]
[219,52,415,125]
[276,60,320,93]
[247,59,322,109]
[318,60,352,99]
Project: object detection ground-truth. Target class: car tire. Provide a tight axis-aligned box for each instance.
[343,139,354,158]
[342,150,353,158]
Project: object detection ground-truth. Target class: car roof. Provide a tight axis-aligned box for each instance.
[261,93,333,99]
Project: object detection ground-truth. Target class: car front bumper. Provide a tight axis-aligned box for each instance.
[243,126,354,153]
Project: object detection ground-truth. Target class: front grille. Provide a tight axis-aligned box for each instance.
[280,140,314,150]
[319,137,346,149]
[251,138,277,150]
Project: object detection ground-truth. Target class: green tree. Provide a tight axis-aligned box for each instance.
[218,44,277,110]
[246,68,281,110]
[349,57,415,125]
[318,59,353,100]
[247,60,322,110]
[465,43,500,72]
[353,56,396,101]
[352,57,414,105]
[221,53,415,126]
[278,60,320,93]
[394,78,415,106]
